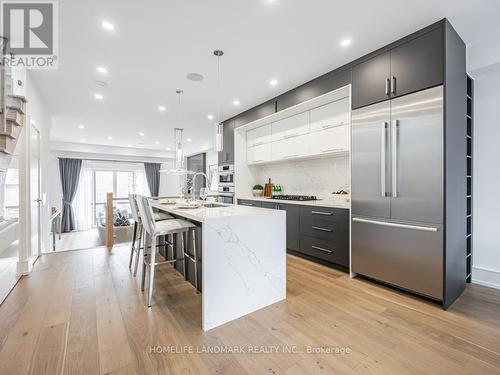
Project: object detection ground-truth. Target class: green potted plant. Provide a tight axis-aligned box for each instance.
[252,184,264,197]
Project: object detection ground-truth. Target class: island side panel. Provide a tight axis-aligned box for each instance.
[201,210,286,331]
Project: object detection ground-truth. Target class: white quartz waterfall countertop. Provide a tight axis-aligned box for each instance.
[150,200,282,222]
[150,198,286,331]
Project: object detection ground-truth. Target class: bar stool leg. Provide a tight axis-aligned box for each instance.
[133,224,143,277]
[141,232,149,291]
[129,221,138,269]
[192,227,199,292]
[147,236,157,307]
[181,232,187,281]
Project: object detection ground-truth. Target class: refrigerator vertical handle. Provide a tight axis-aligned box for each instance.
[381,122,387,197]
[391,120,399,198]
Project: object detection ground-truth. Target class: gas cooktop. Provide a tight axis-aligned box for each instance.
[270,195,318,201]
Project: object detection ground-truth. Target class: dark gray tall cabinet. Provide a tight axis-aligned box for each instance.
[351,20,467,309]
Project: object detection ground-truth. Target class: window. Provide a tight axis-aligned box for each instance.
[73,162,150,230]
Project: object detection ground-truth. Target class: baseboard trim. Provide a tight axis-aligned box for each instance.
[472,266,500,290]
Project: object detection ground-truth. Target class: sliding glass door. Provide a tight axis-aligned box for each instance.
[73,165,150,229]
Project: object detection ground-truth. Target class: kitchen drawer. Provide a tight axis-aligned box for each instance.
[300,215,348,242]
[247,143,271,165]
[261,201,279,209]
[271,135,309,161]
[247,124,272,148]
[299,235,349,267]
[310,97,349,132]
[308,125,349,156]
[271,111,309,142]
[300,206,349,221]
[238,199,262,207]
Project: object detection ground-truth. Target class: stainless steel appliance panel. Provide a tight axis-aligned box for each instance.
[351,101,391,218]
[390,86,444,224]
[351,217,443,299]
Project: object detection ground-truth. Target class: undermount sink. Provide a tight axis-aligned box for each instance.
[203,203,226,208]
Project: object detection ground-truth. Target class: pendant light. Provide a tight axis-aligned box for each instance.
[214,49,224,152]
[160,89,187,174]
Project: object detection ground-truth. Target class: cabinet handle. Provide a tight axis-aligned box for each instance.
[311,211,332,216]
[282,154,299,159]
[322,148,342,153]
[252,141,265,146]
[283,133,299,139]
[385,77,390,95]
[391,76,396,94]
[312,245,333,253]
[241,203,254,206]
[312,226,333,232]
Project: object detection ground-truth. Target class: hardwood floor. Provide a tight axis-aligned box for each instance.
[0,245,499,375]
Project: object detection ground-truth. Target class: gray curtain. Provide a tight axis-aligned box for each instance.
[59,158,82,232]
[144,163,161,197]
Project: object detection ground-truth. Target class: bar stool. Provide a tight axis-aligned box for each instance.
[128,194,173,277]
[136,195,198,307]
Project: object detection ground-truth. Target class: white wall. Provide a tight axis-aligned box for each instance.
[471,64,500,289]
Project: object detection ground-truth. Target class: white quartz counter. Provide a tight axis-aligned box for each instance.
[151,201,281,222]
[237,196,351,209]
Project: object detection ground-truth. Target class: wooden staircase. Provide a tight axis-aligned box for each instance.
[0,94,26,154]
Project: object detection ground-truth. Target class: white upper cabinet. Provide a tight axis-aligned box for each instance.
[271,111,309,142]
[247,143,272,165]
[308,125,349,156]
[247,124,271,148]
[271,136,309,161]
[243,92,351,165]
[310,97,349,132]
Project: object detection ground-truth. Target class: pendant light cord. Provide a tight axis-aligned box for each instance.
[217,54,221,125]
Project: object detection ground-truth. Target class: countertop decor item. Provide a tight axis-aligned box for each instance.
[252,184,264,197]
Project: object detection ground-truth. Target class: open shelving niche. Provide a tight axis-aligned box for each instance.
[466,75,473,283]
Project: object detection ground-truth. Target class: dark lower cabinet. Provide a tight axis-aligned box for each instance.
[237,199,349,268]
[279,204,300,252]
[237,199,262,207]
[299,235,349,267]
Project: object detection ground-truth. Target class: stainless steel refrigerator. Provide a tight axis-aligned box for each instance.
[351,86,445,300]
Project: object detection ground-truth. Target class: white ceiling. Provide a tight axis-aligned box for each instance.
[31,0,500,154]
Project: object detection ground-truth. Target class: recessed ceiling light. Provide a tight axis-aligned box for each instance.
[155,141,159,145]
[139,132,145,136]
[96,66,108,74]
[127,144,132,147]
[158,105,166,111]
[80,140,86,143]
[107,136,112,140]
[340,38,352,47]
[94,93,103,100]
[207,114,214,120]
[233,100,240,106]
[78,125,85,129]
[166,147,171,151]
[269,78,278,86]
[101,21,115,31]
[186,73,204,81]
[187,138,192,142]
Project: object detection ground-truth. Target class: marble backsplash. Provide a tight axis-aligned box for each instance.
[254,156,349,199]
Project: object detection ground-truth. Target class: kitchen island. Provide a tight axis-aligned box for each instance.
[151,200,286,331]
